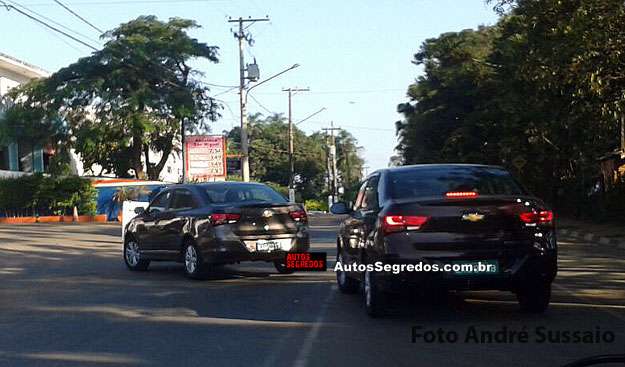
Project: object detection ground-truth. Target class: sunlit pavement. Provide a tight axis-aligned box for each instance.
[0,216,623,367]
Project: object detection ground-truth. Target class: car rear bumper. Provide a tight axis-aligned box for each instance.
[197,233,310,264]
[375,247,556,292]
[379,254,557,291]
[373,229,557,292]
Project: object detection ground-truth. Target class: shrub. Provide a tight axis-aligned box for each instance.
[0,174,97,217]
[304,199,328,212]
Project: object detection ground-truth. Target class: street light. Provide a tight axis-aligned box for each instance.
[239,63,300,182]
[246,64,300,101]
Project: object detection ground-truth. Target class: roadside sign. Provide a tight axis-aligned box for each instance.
[185,135,227,181]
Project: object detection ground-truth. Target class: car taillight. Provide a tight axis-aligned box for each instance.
[445,191,478,198]
[381,215,429,234]
[519,210,553,224]
[210,213,240,225]
[289,210,308,223]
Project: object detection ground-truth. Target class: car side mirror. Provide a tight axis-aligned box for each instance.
[330,202,350,215]
[134,207,146,215]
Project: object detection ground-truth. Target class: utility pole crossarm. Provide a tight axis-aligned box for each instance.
[227,16,270,23]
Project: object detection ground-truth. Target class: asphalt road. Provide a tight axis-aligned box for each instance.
[0,215,623,367]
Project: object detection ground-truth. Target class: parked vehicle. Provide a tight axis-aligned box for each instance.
[331,164,557,317]
[123,182,310,278]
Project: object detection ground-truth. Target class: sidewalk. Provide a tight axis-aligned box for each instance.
[557,217,625,249]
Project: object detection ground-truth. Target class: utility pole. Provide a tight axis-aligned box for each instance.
[228,16,269,182]
[181,117,187,183]
[282,87,309,198]
[322,122,341,203]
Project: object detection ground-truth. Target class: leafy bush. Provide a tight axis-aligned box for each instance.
[0,174,97,217]
[304,199,328,212]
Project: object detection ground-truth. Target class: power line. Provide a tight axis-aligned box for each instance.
[20,0,226,6]
[296,107,326,126]
[6,0,101,44]
[213,86,239,97]
[0,1,99,50]
[304,120,395,131]
[255,88,407,96]
[248,94,274,115]
[2,1,238,124]
[201,82,239,89]
[53,0,103,33]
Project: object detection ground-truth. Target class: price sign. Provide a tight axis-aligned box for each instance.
[184,135,227,181]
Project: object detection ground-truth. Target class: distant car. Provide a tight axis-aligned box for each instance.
[123,182,310,278]
[331,164,557,317]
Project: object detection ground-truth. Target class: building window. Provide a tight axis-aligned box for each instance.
[0,146,8,170]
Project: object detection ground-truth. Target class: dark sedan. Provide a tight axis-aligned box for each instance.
[331,164,557,317]
[123,182,310,278]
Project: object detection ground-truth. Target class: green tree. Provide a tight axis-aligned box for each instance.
[226,114,364,201]
[396,0,625,215]
[335,130,364,189]
[396,27,499,165]
[0,16,221,180]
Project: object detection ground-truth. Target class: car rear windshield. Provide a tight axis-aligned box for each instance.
[202,184,287,204]
[388,166,525,199]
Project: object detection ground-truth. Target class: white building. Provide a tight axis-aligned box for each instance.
[72,149,183,183]
[0,52,50,177]
[0,52,183,182]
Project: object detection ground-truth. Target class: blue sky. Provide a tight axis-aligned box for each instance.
[0,0,499,172]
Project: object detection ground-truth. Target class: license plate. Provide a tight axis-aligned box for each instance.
[256,240,283,252]
[452,259,499,275]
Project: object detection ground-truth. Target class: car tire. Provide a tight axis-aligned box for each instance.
[124,238,150,271]
[517,282,551,313]
[336,251,359,294]
[274,260,295,274]
[183,242,210,279]
[363,269,386,317]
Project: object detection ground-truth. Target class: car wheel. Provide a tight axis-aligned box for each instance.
[124,238,150,271]
[363,269,385,317]
[517,282,551,313]
[273,260,295,274]
[183,242,209,279]
[336,251,359,294]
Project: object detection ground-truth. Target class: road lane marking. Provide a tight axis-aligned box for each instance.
[553,283,625,322]
[293,284,336,367]
[31,306,338,328]
[0,352,145,365]
[465,298,625,310]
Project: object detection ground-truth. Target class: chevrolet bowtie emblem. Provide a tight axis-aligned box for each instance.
[462,213,485,222]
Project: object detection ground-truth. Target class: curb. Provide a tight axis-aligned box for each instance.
[558,228,625,250]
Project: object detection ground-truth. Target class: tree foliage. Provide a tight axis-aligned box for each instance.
[0,16,220,180]
[226,113,364,201]
[396,0,625,215]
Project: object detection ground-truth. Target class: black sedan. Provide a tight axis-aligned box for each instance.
[331,164,557,317]
[123,182,310,278]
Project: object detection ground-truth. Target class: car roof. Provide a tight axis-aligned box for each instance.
[165,182,268,190]
[370,163,507,178]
